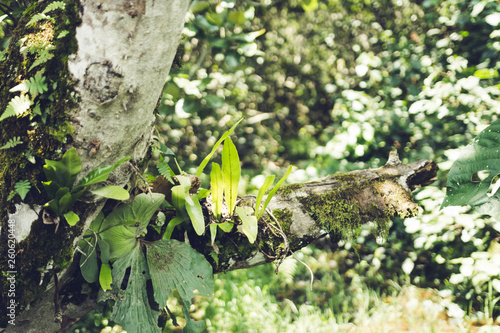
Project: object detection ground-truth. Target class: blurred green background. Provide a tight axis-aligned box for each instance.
[62,0,500,331]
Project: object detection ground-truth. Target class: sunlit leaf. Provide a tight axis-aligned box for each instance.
[255,175,275,219]
[222,137,240,216]
[210,162,223,220]
[196,119,242,177]
[99,193,165,260]
[235,206,258,243]
[259,166,293,220]
[99,263,113,291]
[90,185,130,200]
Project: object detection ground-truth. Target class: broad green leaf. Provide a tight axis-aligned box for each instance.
[78,236,98,283]
[145,239,213,332]
[186,193,205,236]
[44,147,82,188]
[74,156,130,190]
[222,137,241,216]
[99,193,165,260]
[99,263,112,291]
[255,175,275,219]
[58,191,75,214]
[442,119,500,218]
[105,244,160,333]
[90,185,130,200]
[163,216,185,240]
[235,206,258,243]
[64,211,79,226]
[210,162,223,220]
[196,119,242,177]
[259,166,293,220]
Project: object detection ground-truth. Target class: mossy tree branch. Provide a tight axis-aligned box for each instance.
[188,151,438,273]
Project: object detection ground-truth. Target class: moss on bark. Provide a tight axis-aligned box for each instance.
[0,0,81,318]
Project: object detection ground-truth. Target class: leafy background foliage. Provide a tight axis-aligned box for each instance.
[148,0,500,331]
[11,0,494,331]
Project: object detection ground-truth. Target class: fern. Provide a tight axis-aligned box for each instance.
[26,13,53,27]
[14,180,31,200]
[29,48,54,72]
[0,137,23,150]
[26,74,48,95]
[157,160,175,184]
[42,1,66,14]
[0,95,31,121]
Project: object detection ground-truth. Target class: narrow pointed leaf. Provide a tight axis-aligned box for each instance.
[186,194,205,235]
[255,175,275,218]
[259,166,293,220]
[163,216,185,240]
[75,156,130,190]
[90,185,130,200]
[210,162,223,220]
[222,137,240,215]
[196,119,242,177]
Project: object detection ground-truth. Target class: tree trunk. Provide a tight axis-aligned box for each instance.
[0,1,190,331]
[0,1,438,332]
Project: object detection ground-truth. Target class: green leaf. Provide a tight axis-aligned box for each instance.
[26,74,48,95]
[259,166,293,220]
[1,95,31,121]
[44,147,82,189]
[145,239,213,332]
[301,0,319,12]
[474,68,499,79]
[75,156,130,190]
[186,193,205,236]
[79,236,98,283]
[99,193,165,260]
[14,180,31,200]
[99,263,112,291]
[222,137,241,216]
[0,137,23,150]
[235,206,258,243]
[228,11,246,25]
[442,119,500,218]
[196,119,242,177]
[105,244,160,333]
[210,162,223,220]
[156,159,175,184]
[29,48,54,72]
[97,239,111,264]
[90,185,130,200]
[163,216,185,240]
[210,223,218,245]
[218,222,234,232]
[63,210,79,226]
[255,175,275,219]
